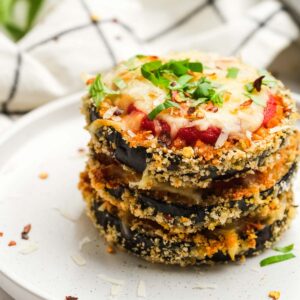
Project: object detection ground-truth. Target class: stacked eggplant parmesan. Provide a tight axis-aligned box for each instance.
[79,52,299,266]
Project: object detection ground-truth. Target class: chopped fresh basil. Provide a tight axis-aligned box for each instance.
[187,62,203,72]
[260,253,295,267]
[89,74,119,107]
[141,60,169,88]
[244,92,266,107]
[190,98,208,107]
[177,74,193,86]
[188,78,224,107]
[148,100,180,120]
[113,77,127,89]
[273,244,294,253]
[226,67,239,79]
[141,59,202,89]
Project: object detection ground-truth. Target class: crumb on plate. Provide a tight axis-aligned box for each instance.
[39,172,48,180]
[269,290,280,299]
[8,240,16,247]
[21,224,32,240]
[106,245,115,254]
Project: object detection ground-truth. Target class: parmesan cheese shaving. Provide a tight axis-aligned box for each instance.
[19,241,39,255]
[192,283,217,290]
[215,131,228,148]
[71,254,86,266]
[79,236,92,251]
[103,107,118,119]
[137,280,146,298]
[269,125,291,133]
[97,274,125,286]
[110,284,122,297]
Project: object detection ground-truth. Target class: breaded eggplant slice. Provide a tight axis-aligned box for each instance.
[80,162,296,233]
[82,52,297,189]
[86,133,298,204]
[83,194,295,266]
[88,127,298,189]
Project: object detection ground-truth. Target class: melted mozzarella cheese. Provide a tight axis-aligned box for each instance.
[103,52,270,137]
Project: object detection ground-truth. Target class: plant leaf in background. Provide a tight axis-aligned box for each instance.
[0,0,45,41]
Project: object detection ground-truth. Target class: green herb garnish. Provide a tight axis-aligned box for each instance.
[226,67,239,79]
[141,59,225,118]
[89,74,119,107]
[260,253,295,267]
[273,243,294,253]
[141,59,202,89]
[148,100,180,120]
[188,78,224,107]
[113,77,127,89]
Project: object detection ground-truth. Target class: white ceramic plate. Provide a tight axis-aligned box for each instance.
[0,93,299,300]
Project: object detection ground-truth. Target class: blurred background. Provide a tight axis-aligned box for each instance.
[0,0,300,121]
[0,0,299,299]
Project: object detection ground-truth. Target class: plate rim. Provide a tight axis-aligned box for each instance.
[0,91,299,300]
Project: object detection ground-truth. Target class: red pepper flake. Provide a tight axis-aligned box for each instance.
[77,148,85,154]
[205,102,218,112]
[240,99,253,108]
[171,90,179,102]
[90,14,100,23]
[106,245,115,254]
[187,107,196,115]
[8,241,16,247]
[85,78,95,85]
[21,224,32,240]
[39,172,48,180]
[65,296,78,300]
[0,232,3,237]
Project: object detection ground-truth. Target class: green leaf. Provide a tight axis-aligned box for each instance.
[211,92,224,106]
[190,98,207,107]
[148,100,180,120]
[273,244,294,253]
[226,67,239,79]
[141,60,169,88]
[260,253,295,267]
[26,0,44,30]
[113,77,127,89]
[177,74,193,86]
[188,62,203,72]
[89,74,119,107]
[141,59,203,89]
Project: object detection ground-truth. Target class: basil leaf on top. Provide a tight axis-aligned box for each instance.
[148,100,180,120]
[226,67,239,79]
[141,59,203,89]
[89,74,119,107]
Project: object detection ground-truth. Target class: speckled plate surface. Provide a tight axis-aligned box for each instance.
[0,93,299,300]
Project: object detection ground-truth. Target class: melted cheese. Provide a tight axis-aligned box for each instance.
[100,52,278,138]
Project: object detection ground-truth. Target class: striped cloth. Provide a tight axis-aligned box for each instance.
[0,0,299,132]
